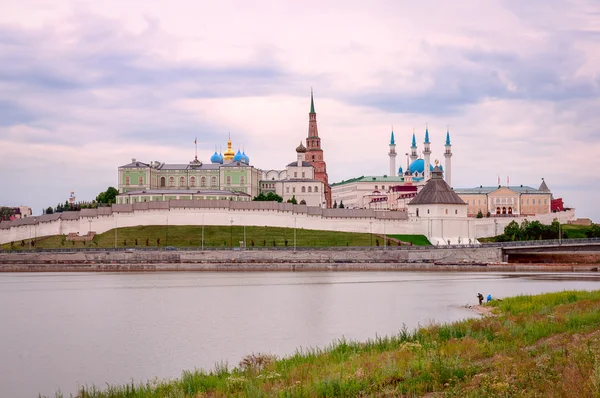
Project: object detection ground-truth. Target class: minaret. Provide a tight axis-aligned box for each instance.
[423,126,431,181]
[305,89,331,207]
[444,129,452,188]
[388,128,397,177]
[410,130,418,163]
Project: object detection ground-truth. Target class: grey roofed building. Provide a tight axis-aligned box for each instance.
[453,185,546,195]
[287,161,313,167]
[409,166,466,205]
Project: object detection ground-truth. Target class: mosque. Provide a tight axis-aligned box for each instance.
[331,127,453,209]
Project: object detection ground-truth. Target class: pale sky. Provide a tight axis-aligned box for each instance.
[1,0,599,221]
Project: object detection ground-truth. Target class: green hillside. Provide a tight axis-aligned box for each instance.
[2,225,429,250]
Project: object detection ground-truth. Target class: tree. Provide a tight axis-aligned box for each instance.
[333,200,338,208]
[287,195,297,205]
[46,206,54,215]
[587,224,600,238]
[96,187,119,205]
[339,201,345,209]
[476,210,483,218]
[504,220,522,241]
[253,192,283,202]
[0,207,14,221]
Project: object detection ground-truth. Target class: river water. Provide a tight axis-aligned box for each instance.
[2,271,600,397]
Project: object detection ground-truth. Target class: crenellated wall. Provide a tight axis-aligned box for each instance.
[0,201,576,246]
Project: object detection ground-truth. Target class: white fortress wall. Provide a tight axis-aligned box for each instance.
[0,202,576,245]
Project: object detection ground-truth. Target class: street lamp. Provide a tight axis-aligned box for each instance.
[294,217,297,251]
[383,219,386,250]
[369,221,373,247]
[201,214,205,251]
[230,217,233,248]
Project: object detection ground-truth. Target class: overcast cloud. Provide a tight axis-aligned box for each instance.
[0,0,599,221]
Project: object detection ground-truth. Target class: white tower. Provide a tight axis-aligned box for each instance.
[444,130,452,188]
[388,129,397,176]
[423,126,431,181]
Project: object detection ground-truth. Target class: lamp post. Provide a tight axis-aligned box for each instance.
[230,217,233,248]
[294,217,297,251]
[166,215,169,247]
[114,217,118,249]
[243,221,246,250]
[33,217,37,249]
[369,221,373,247]
[201,214,205,251]
[383,219,387,251]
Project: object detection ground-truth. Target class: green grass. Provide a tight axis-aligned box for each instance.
[561,224,593,239]
[1,225,427,250]
[45,290,600,397]
[387,234,431,246]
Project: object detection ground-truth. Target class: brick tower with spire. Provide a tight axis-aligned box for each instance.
[305,89,332,208]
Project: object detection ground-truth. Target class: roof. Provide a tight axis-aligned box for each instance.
[409,166,466,205]
[454,185,548,195]
[287,161,313,167]
[120,161,150,169]
[538,179,550,192]
[310,89,315,113]
[118,189,250,196]
[331,175,405,186]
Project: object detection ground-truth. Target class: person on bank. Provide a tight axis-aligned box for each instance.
[477,293,484,305]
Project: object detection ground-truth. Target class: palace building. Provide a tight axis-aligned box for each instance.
[116,91,332,207]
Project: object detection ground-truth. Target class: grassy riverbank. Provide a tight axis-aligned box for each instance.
[3,226,430,250]
[54,290,600,397]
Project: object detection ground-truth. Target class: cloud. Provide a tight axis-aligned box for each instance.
[0,0,599,222]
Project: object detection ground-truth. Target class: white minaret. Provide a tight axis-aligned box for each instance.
[444,130,452,188]
[388,129,397,176]
[410,130,418,163]
[423,126,431,181]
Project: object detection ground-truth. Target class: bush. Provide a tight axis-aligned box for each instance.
[476,210,483,218]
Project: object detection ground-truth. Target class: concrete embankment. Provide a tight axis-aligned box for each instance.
[0,247,598,272]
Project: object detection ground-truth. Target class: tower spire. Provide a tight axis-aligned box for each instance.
[310,87,315,114]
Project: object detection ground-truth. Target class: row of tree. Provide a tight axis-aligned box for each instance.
[497,220,563,242]
[43,187,119,215]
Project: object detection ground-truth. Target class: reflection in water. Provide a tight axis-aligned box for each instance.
[1,271,599,397]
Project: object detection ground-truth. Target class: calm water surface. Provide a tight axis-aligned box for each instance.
[2,270,600,397]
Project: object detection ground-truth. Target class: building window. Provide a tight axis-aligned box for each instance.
[312,155,315,161]
[169,177,175,187]
[211,176,217,187]
[375,185,378,190]
[293,187,296,193]
[226,176,231,185]
[302,172,305,178]
[314,186,318,193]
[455,209,458,215]
[308,186,312,193]
[160,177,166,187]
[445,209,448,215]
[478,199,481,205]
[382,185,385,190]
[294,172,297,178]
[427,209,430,214]
[240,176,245,185]
[416,208,419,217]
[179,176,185,187]
[190,176,196,187]
[138,176,143,185]
[302,186,306,193]
[286,187,290,193]
[200,176,206,187]
[125,176,130,185]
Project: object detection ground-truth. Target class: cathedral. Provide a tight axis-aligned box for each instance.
[116,91,333,208]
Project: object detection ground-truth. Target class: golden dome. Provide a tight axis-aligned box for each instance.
[223,137,235,161]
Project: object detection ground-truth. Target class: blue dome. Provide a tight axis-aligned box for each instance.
[210,151,221,164]
[233,150,243,162]
[242,151,250,164]
[408,159,442,174]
